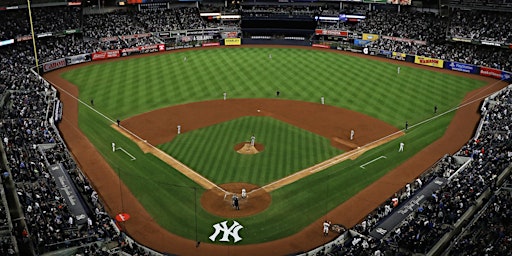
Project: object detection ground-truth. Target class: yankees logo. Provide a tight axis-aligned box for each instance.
[209,220,244,243]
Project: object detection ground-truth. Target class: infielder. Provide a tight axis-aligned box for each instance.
[323,220,331,236]
[321,96,325,105]
[399,142,404,152]
[223,92,227,100]
[241,188,247,199]
[177,125,181,135]
[350,130,355,140]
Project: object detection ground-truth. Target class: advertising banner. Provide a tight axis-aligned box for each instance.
[479,66,502,79]
[378,49,392,57]
[391,52,406,61]
[381,35,427,45]
[312,44,330,48]
[43,58,66,72]
[37,32,53,38]
[362,33,379,41]
[48,163,88,225]
[224,38,241,46]
[92,50,120,61]
[16,35,32,42]
[314,29,348,37]
[369,177,447,240]
[100,36,119,42]
[363,47,377,56]
[120,44,163,56]
[444,61,478,74]
[0,39,14,46]
[66,53,91,65]
[348,32,362,39]
[451,37,472,43]
[120,33,152,40]
[502,71,511,81]
[481,41,501,47]
[202,42,220,47]
[165,45,193,51]
[64,29,81,34]
[354,39,371,47]
[414,56,444,68]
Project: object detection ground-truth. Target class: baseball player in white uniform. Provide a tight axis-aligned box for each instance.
[323,220,331,236]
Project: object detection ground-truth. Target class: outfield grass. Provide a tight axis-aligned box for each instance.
[61,47,487,244]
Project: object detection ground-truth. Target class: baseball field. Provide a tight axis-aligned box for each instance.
[44,46,504,255]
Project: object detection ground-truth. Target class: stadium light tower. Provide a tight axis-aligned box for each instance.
[26,0,40,74]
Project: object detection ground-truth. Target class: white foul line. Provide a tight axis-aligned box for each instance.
[360,156,387,169]
[117,147,136,161]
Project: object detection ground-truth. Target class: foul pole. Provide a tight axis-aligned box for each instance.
[27,0,40,74]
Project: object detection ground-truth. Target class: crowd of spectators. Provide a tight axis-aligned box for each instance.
[0,34,158,256]
[448,9,512,43]
[449,177,512,255]
[0,6,81,41]
[315,7,511,71]
[0,4,511,256]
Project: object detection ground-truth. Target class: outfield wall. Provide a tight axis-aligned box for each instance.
[38,38,512,85]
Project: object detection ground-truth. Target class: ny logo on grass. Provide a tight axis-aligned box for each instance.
[209,220,243,243]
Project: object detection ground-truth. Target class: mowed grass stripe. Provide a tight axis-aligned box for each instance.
[61,47,489,243]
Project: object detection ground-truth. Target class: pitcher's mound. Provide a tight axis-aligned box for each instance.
[234,142,265,154]
[201,183,271,218]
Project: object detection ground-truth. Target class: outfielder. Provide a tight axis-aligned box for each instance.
[112,142,116,152]
[399,142,404,152]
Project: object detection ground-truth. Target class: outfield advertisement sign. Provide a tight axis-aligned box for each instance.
[502,71,512,81]
[314,29,348,37]
[391,52,406,61]
[43,58,66,72]
[444,61,478,74]
[165,45,194,51]
[92,50,120,61]
[312,44,330,48]
[414,56,443,68]
[479,67,512,81]
[202,42,220,47]
[66,53,91,65]
[480,66,502,79]
[224,38,241,46]
[120,44,165,56]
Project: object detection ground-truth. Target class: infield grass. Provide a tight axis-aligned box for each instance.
[61,47,487,244]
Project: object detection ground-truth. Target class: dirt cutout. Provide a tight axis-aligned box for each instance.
[44,45,508,256]
[234,142,265,154]
[201,183,271,218]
